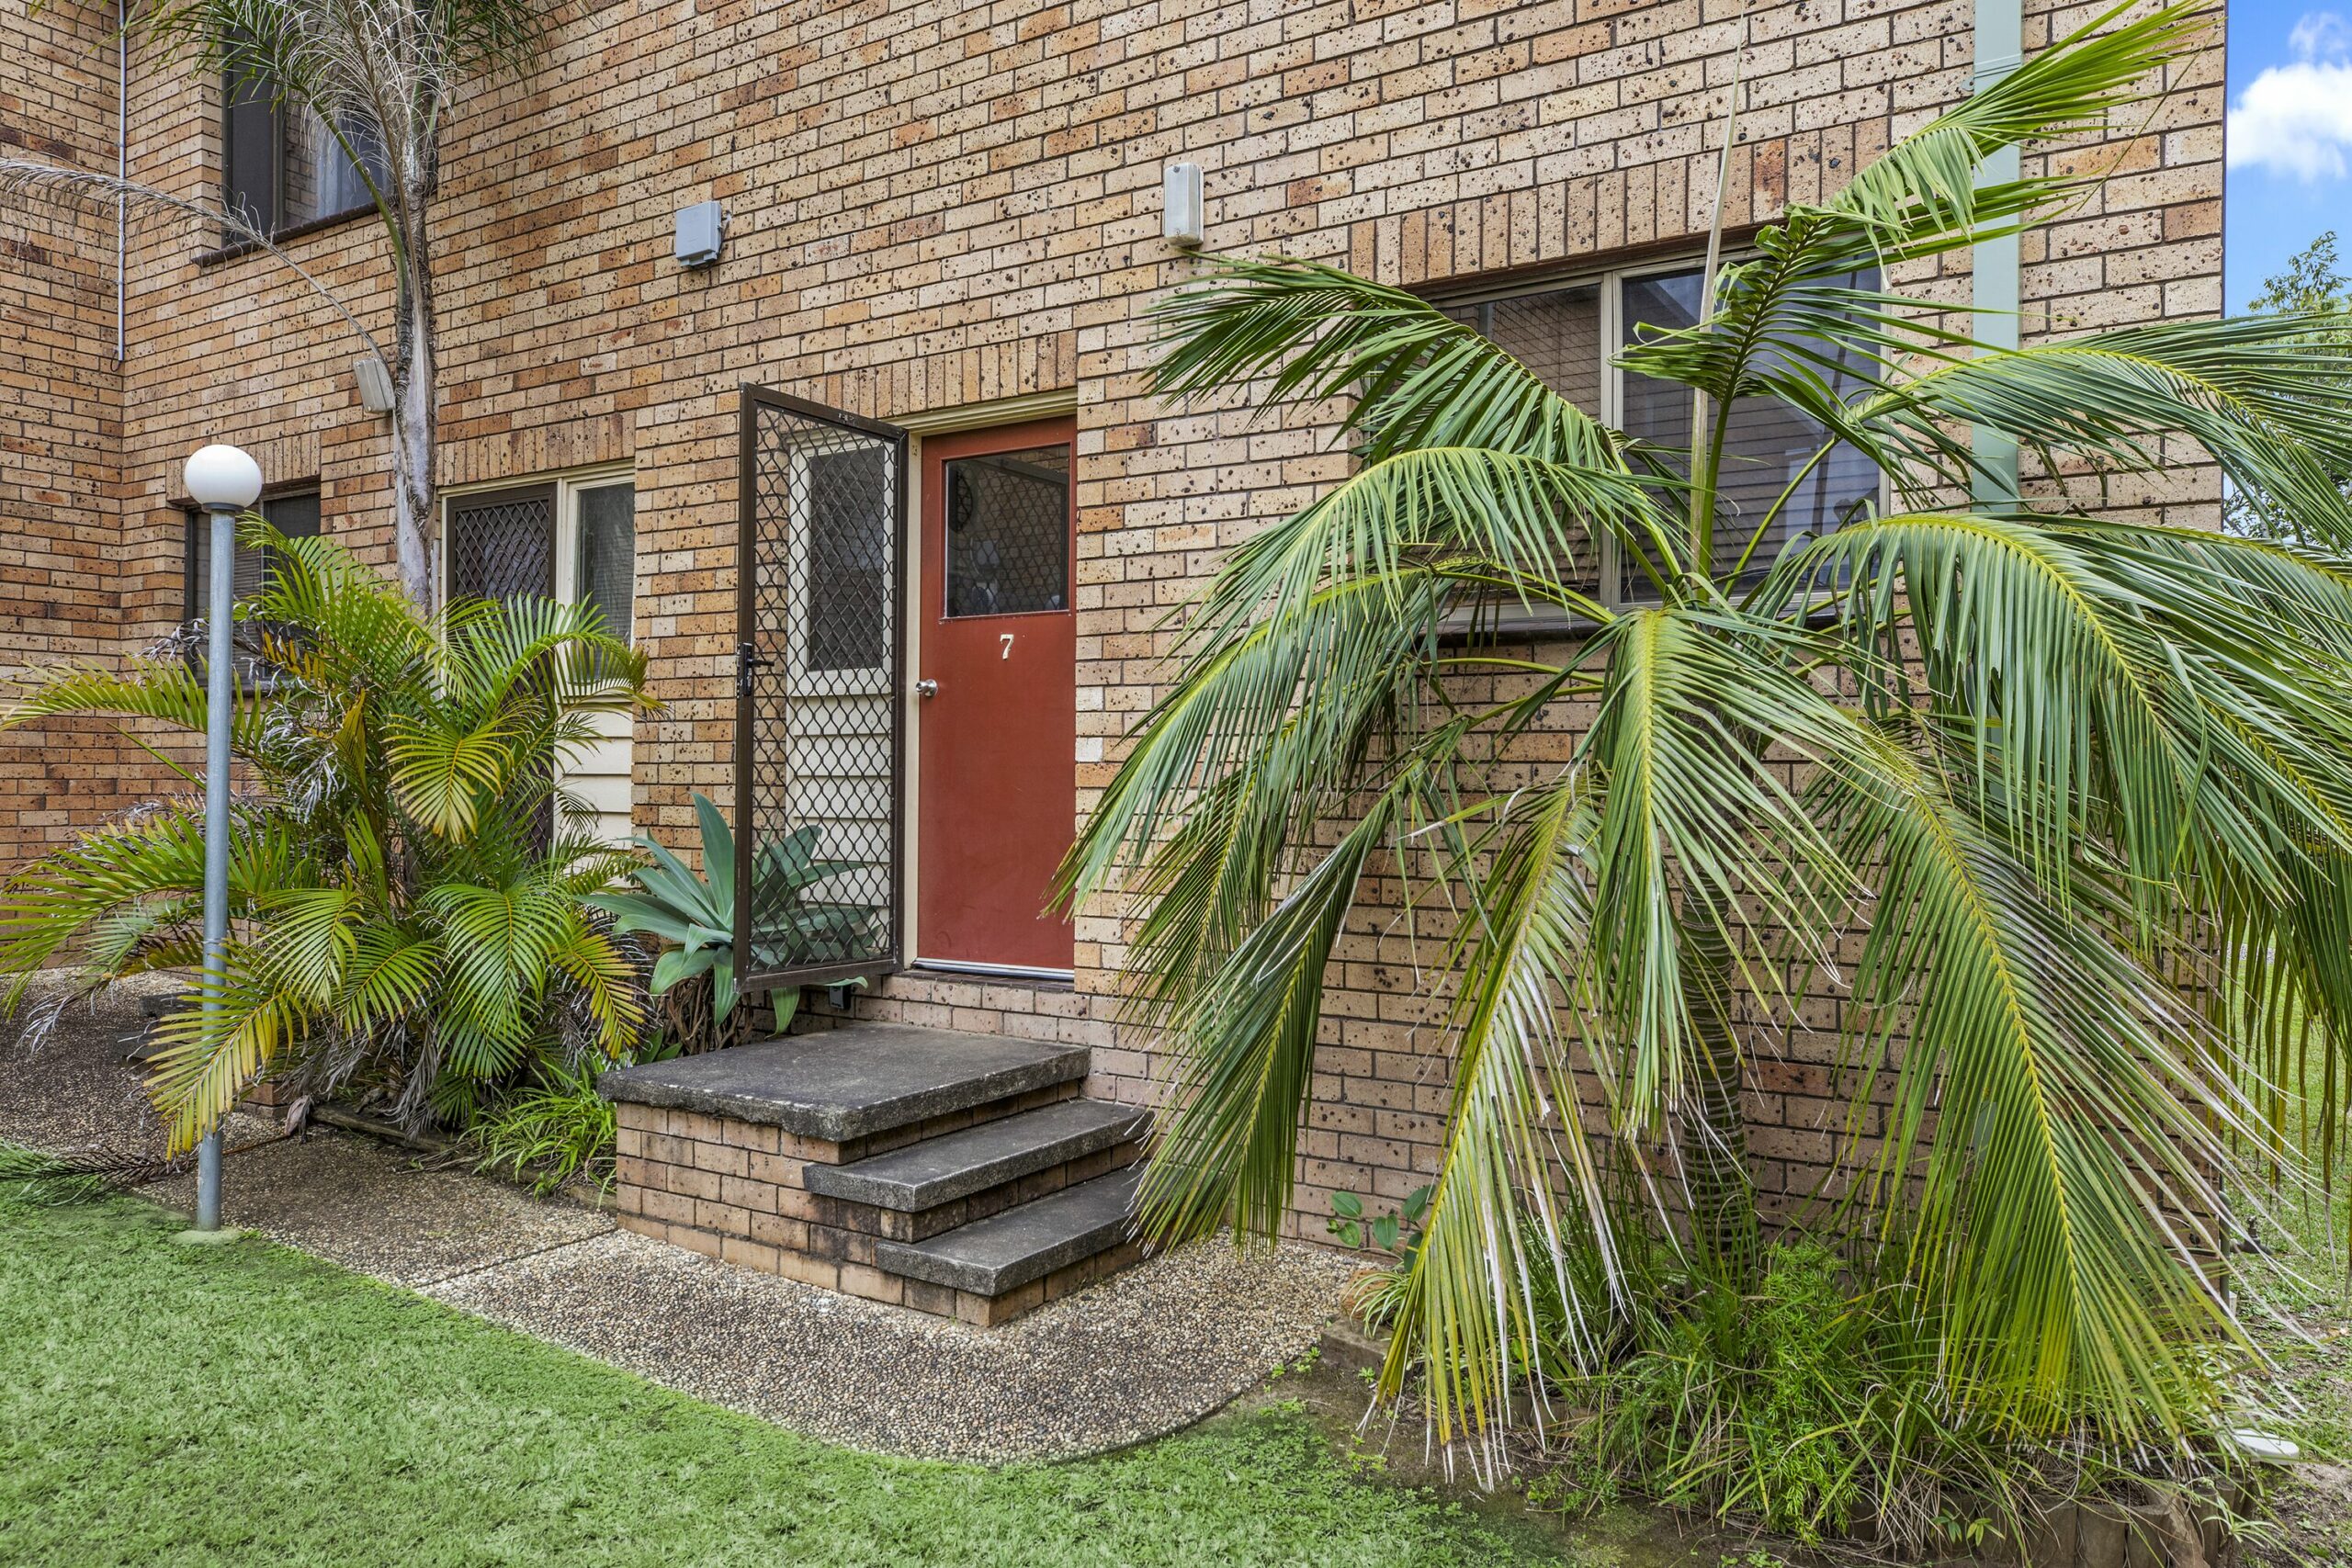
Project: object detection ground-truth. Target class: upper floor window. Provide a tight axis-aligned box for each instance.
[1442,257,1881,601]
[222,60,387,236]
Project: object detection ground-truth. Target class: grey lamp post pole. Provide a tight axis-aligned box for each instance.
[181,444,263,1234]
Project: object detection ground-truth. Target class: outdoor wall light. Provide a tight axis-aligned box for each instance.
[351,355,396,416]
[180,440,263,1240]
[675,199,727,268]
[1163,164,1204,250]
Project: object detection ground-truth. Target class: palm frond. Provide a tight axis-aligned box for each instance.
[0,659,271,757]
[1578,610,1858,1121]
[1136,795,1404,1243]
[1829,740,2248,1438]
[1384,779,1616,1447]
[146,954,308,1154]
[1853,314,2352,536]
[1153,256,1631,471]
[1829,0,2209,243]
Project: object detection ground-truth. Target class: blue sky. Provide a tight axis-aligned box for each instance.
[2226,0,2352,306]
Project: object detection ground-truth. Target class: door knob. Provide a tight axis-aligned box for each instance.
[914,678,940,698]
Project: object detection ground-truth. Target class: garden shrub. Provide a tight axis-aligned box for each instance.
[0,524,654,1148]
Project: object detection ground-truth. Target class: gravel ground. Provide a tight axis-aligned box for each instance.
[0,976,203,1158]
[5,978,1354,1462]
[145,1134,616,1286]
[428,1226,1354,1463]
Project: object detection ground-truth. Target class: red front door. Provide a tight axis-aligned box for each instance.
[915,419,1078,973]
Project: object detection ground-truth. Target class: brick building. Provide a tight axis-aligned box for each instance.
[3,0,2225,1288]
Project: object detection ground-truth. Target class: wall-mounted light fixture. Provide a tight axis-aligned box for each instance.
[351,355,394,415]
[675,199,726,268]
[1162,164,1204,251]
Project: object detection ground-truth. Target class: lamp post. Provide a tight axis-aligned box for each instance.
[181,443,262,1235]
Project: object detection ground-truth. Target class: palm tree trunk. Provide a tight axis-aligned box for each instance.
[1679,911,1758,1280]
[390,186,438,612]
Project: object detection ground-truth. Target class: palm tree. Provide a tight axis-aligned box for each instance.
[0,525,651,1149]
[0,0,543,609]
[1060,0,2352,1450]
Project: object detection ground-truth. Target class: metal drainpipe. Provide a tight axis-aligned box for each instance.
[117,0,126,362]
[1972,0,2024,507]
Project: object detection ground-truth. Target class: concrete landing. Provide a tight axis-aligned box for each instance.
[597,1026,1089,1141]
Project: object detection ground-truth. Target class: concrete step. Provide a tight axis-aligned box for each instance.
[875,1166,1144,1298]
[806,1098,1148,1213]
[596,1025,1090,1143]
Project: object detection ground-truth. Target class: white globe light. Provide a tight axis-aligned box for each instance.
[183,444,263,511]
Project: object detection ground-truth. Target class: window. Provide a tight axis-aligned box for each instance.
[447,486,557,605]
[184,490,320,684]
[443,474,636,636]
[185,490,320,619]
[1442,257,1881,602]
[943,445,1070,618]
[441,473,639,848]
[222,57,388,235]
[803,446,890,672]
[574,483,637,645]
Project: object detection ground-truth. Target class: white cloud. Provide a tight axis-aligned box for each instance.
[2290,11,2350,60]
[2229,13,2352,181]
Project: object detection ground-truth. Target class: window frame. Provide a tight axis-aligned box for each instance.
[1427,250,1888,618]
[784,442,894,698]
[437,467,638,637]
[436,468,638,850]
[219,67,385,243]
[939,444,1073,621]
[181,484,322,623]
[563,473,639,647]
[179,484,323,689]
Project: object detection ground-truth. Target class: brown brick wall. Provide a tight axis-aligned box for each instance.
[0,2,154,863]
[11,0,2226,1243]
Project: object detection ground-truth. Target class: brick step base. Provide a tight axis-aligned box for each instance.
[599,1024,1151,1325]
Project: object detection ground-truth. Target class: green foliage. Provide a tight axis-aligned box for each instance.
[1524,1245,2242,1559]
[0,525,654,1151]
[134,0,547,263]
[2251,231,2348,316]
[587,791,876,1043]
[2225,231,2352,543]
[0,1144,120,1207]
[1327,1184,1430,1258]
[0,1192,1564,1567]
[1061,0,2352,1454]
[469,1053,634,1196]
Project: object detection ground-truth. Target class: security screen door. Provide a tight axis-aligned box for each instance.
[733,387,907,993]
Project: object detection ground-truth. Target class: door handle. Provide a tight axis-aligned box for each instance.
[734,641,772,699]
[914,679,940,698]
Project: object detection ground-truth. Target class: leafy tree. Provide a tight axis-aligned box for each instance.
[0,0,545,608]
[0,525,652,1148]
[1061,0,2352,1450]
[2225,231,2351,541]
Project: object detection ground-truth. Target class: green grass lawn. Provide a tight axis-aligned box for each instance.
[0,1192,1572,1567]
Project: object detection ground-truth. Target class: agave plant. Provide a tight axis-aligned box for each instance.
[1061,0,2352,1450]
[588,792,875,1044]
[0,523,653,1149]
